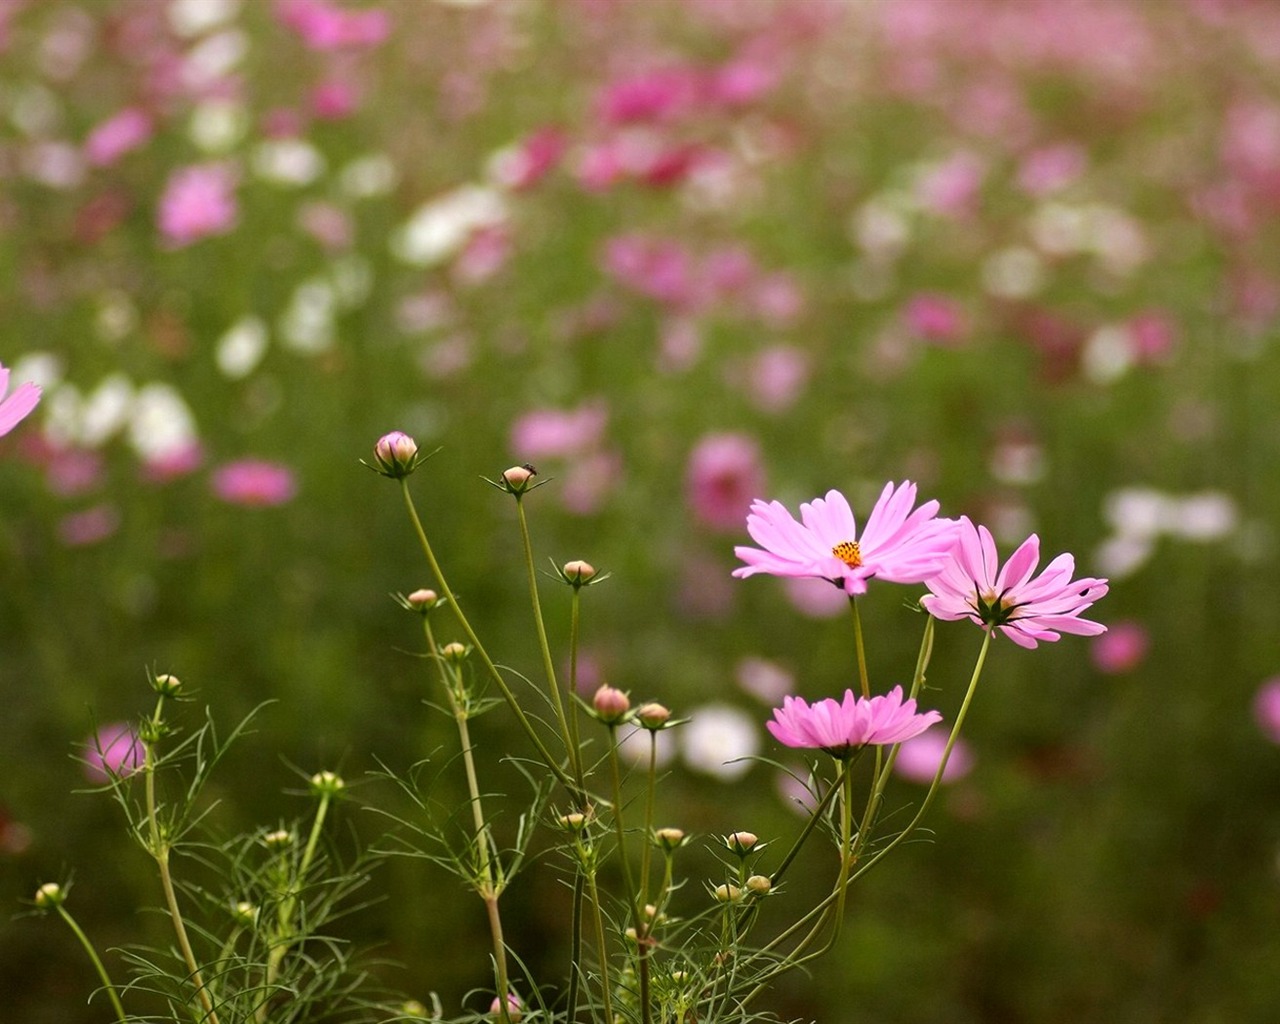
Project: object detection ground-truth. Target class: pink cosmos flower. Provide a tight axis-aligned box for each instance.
[158,163,238,247]
[0,363,41,437]
[921,516,1108,649]
[211,460,297,507]
[686,433,766,531]
[83,722,144,783]
[733,482,958,596]
[767,686,942,758]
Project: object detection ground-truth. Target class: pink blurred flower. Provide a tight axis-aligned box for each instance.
[782,576,849,619]
[276,0,389,50]
[708,58,777,107]
[158,163,238,247]
[510,402,607,461]
[140,441,205,484]
[904,293,969,346]
[58,504,120,547]
[1090,620,1149,674]
[84,108,153,167]
[595,67,700,125]
[734,482,958,597]
[744,345,810,413]
[561,451,621,516]
[686,433,766,531]
[735,656,795,704]
[601,234,695,307]
[491,126,567,190]
[1016,142,1086,197]
[83,722,144,783]
[0,363,41,437]
[45,448,105,498]
[1126,311,1177,364]
[917,150,984,218]
[922,516,1108,649]
[893,726,974,785]
[211,459,297,507]
[767,686,942,758]
[1254,678,1280,744]
[310,79,360,119]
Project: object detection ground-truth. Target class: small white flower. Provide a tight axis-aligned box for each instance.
[680,704,758,781]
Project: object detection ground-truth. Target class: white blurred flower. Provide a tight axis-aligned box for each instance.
[850,195,912,260]
[80,374,135,446]
[182,29,248,91]
[680,704,758,781]
[1081,325,1134,385]
[169,0,242,37]
[22,141,84,189]
[11,351,64,391]
[1093,534,1154,580]
[1104,487,1174,540]
[1165,492,1238,541]
[1029,202,1090,256]
[189,99,248,153]
[253,139,325,186]
[392,185,506,267]
[129,384,198,461]
[216,316,269,378]
[616,724,677,768]
[279,278,336,353]
[981,246,1045,299]
[338,154,398,199]
[95,292,138,344]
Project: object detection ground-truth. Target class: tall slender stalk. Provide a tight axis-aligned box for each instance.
[50,902,128,1024]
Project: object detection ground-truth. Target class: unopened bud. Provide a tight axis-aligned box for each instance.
[746,874,772,896]
[400,1001,430,1020]
[440,642,469,663]
[489,993,522,1022]
[309,770,345,796]
[373,431,420,478]
[671,970,689,984]
[264,828,294,850]
[635,702,671,729]
[562,559,596,584]
[558,811,588,831]
[34,882,64,909]
[152,672,182,697]
[726,831,758,854]
[233,901,258,926]
[406,588,439,612]
[714,883,742,904]
[654,827,686,851]
[592,684,630,724]
[501,464,536,494]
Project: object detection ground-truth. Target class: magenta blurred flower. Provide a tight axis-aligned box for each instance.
[922,516,1108,649]
[595,67,700,125]
[1254,678,1280,745]
[310,79,360,120]
[491,126,567,190]
[767,686,942,758]
[1090,620,1149,674]
[686,433,766,531]
[158,163,238,247]
[1016,142,1086,197]
[893,726,974,785]
[84,107,153,167]
[58,504,120,547]
[211,459,297,507]
[601,233,696,307]
[903,293,969,346]
[510,402,607,461]
[0,363,41,438]
[45,448,105,498]
[276,0,389,50]
[83,722,144,783]
[140,442,205,484]
[742,345,810,413]
[734,482,958,596]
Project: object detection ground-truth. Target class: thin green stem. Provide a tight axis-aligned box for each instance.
[399,481,572,791]
[566,591,586,797]
[54,905,128,1024]
[144,708,220,1024]
[768,761,849,889]
[605,726,651,1024]
[585,867,614,1024]
[849,597,871,699]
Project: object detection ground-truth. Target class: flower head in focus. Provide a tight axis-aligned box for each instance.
[733,482,957,596]
[0,363,41,437]
[767,686,942,759]
[922,516,1108,648]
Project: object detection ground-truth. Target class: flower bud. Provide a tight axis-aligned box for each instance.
[152,672,182,697]
[500,464,537,494]
[309,770,345,797]
[562,559,596,584]
[233,900,258,926]
[592,684,630,724]
[635,702,671,729]
[654,827,686,851]
[558,811,588,831]
[726,831,758,855]
[34,882,64,909]
[746,874,772,896]
[373,431,420,478]
[440,641,469,663]
[714,883,742,904]
[489,993,522,1022]
[263,828,294,850]
[670,970,689,984]
[405,588,439,612]
[399,1001,430,1020]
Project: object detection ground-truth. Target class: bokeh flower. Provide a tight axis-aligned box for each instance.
[211,459,297,507]
[1090,620,1149,674]
[686,433,766,531]
[767,686,942,758]
[83,722,143,783]
[1253,678,1280,745]
[680,703,759,780]
[893,726,975,785]
[922,516,1108,648]
[158,163,238,247]
[0,363,41,437]
[733,482,958,596]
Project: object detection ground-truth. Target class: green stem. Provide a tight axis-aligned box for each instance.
[606,726,651,1024]
[54,905,128,1024]
[768,761,849,889]
[849,597,871,699]
[144,707,220,1024]
[566,590,586,797]
[399,480,572,791]
[585,867,615,1024]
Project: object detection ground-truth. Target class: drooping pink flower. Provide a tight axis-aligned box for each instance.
[921,516,1108,649]
[83,722,144,783]
[767,686,942,758]
[0,363,41,437]
[733,482,958,596]
[893,726,974,785]
[686,433,766,531]
[1090,620,1149,674]
[84,107,153,167]
[211,459,297,507]
[158,163,238,247]
[1254,678,1280,745]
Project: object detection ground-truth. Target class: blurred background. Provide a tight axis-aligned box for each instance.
[2,0,1279,1020]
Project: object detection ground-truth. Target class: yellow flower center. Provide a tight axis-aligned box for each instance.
[832,540,862,569]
